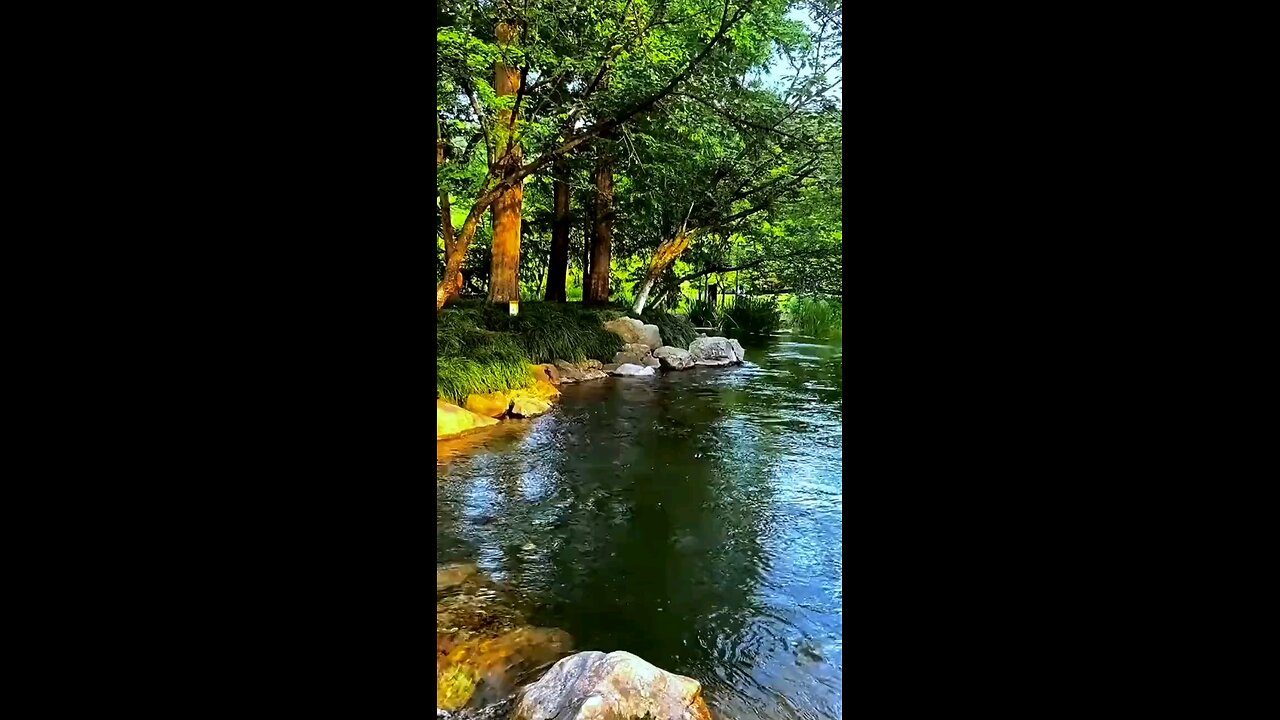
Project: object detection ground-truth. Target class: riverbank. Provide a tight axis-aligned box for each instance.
[437,301,734,440]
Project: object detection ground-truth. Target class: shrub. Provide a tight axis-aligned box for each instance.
[467,301,624,365]
[436,311,534,404]
[637,308,697,348]
[687,299,718,327]
[783,295,842,338]
[721,296,782,335]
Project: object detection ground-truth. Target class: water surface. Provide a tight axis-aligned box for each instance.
[437,337,843,719]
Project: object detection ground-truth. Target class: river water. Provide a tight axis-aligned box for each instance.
[437,336,843,719]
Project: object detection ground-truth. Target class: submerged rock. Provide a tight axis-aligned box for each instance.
[653,346,695,370]
[437,563,479,592]
[465,391,511,419]
[437,565,575,713]
[509,397,552,418]
[438,400,500,439]
[513,650,712,720]
[440,627,574,711]
[610,363,655,377]
[688,336,742,365]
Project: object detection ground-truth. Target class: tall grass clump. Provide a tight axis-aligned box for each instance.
[783,296,842,338]
[436,310,533,404]
[474,302,623,364]
[721,296,782,335]
[637,308,697,348]
[687,299,718,327]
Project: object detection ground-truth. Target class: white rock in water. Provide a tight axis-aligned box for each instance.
[688,336,742,364]
[610,363,655,376]
[513,650,712,720]
[653,346,694,370]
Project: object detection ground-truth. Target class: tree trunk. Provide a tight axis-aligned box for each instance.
[631,230,694,314]
[437,120,463,300]
[488,21,523,304]
[582,214,594,296]
[545,157,571,301]
[586,153,613,304]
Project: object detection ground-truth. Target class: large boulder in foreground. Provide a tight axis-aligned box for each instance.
[438,400,499,439]
[688,336,743,365]
[653,346,695,370]
[513,650,712,720]
[609,363,655,377]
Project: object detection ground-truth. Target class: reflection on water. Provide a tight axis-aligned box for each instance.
[437,339,843,719]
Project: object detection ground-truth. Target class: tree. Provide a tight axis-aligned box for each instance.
[435,0,760,313]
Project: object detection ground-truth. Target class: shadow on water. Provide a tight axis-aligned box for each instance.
[437,337,842,719]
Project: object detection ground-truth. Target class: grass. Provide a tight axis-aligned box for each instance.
[436,301,627,402]
[721,296,782,336]
[436,310,534,405]
[783,295,842,338]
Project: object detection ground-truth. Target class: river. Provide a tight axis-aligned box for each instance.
[437,336,843,719]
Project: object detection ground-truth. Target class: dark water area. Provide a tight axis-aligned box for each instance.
[437,336,842,719]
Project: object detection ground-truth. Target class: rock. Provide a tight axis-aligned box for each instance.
[437,563,479,592]
[577,359,603,371]
[580,368,607,381]
[602,363,620,374]
[641,356,660,368]
[510,380,560,403]
[509,397,552,418]
[437,565,576,713]
[464,391,511,419]
[438,400,500,439]
[653,346,695,370]
[728,339,745,362]
[612,351,647,366]
[554,360,587,383]
[695,359,734,367]
[602,317,647,345]
[513,650,712,720]
[439,627,575,711]
[638,323,663,349]
[621,343,651,355]
[688,336,741,365]
[610,363,655,377]
[530,363,560,386]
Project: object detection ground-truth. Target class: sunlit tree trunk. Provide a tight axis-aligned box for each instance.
[631,229,696,314]
[545,157,571,301]
[437,119,463,300]
[586,152,613,304]
[488,21,523,304]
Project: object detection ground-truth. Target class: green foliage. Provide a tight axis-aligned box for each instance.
[470,301,624,364]
[637,308,697,348]
[721,295,781,335]
[687,298,718,327]
[783,295,842,338]
[436,310,534,404]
